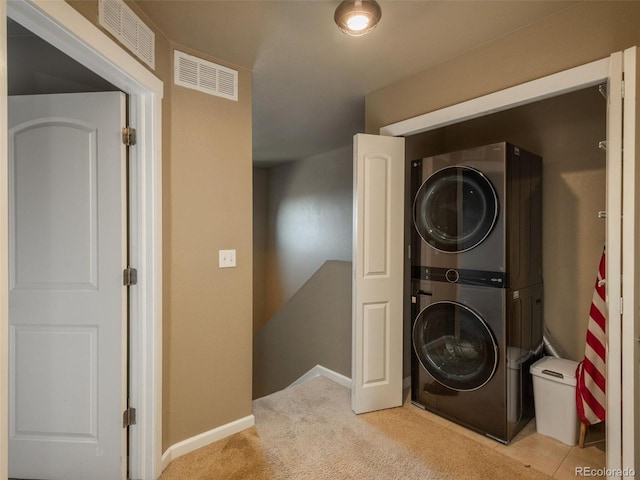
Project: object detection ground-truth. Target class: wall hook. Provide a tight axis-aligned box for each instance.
[598,83,608,99]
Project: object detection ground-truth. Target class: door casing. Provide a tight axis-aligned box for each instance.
[0,1,164,478]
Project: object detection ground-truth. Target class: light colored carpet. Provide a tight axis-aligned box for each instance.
[159,376,553,479]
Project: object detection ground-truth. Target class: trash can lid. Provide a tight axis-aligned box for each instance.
[529,356,578,386]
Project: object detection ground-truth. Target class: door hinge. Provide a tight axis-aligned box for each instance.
[123,407,137,428]
[123,267,138,286]
[122,127,137,146]
[620,296,624,314]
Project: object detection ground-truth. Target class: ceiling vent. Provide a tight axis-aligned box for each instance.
[174,50,238,102]
[98,0,155,69]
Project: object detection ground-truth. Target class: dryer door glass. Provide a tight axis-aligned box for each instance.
[414,166,498,253]
[413,301,498,391]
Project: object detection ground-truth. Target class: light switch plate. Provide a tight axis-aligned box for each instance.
[219,249,236,268]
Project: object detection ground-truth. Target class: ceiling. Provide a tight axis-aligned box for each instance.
[134,1,579,165]
[11,1,579,166]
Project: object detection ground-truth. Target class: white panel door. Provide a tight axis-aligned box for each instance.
[352,133,405,414]
[621,46,640,475]
[8,92,127,480]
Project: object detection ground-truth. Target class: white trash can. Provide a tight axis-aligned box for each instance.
[530,356,580,446]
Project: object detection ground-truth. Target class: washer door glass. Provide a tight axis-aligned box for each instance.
[413,301,498,391]
[414,166,498,253]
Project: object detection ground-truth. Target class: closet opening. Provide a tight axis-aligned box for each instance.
[403,85,607,453]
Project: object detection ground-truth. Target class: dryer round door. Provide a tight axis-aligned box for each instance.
[413,166,498,253]
[412,301,498,391]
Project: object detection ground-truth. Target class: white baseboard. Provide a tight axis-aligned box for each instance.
[287,365,412,392]
[161,414,255,472]
[288,364,352,389]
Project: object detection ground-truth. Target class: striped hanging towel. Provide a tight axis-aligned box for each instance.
[575,248,607,425]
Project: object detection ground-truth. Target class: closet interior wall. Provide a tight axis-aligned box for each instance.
[404,86,606,374]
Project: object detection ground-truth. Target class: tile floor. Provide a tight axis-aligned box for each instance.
[407,402,606,479]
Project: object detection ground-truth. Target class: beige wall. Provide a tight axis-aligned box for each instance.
[366,1,640,134]
[166,52,252,446]
[257,147,353,328]
[368,1,638,362]
[253,260,352,399]
[67,1,253,451]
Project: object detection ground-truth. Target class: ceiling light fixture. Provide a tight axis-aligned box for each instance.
[334,0,382,37]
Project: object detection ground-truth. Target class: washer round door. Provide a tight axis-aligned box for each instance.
[413,301,498,391]
[413,166,498,253]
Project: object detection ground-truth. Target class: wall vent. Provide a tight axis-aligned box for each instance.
[99,0,155,69]
[174,50,238,102]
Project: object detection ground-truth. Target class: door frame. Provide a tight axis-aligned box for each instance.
[380,58,609,138]
[0,1,164,479]
[379,57,626,469]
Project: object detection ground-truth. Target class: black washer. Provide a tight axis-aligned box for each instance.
[412,301,498,391]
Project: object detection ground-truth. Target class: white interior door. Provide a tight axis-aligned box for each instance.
[8,92,127,480]
[621,46,640,475]
[352,133,405,414]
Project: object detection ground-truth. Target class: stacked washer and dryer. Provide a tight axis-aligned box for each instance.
[410,142,543,443]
